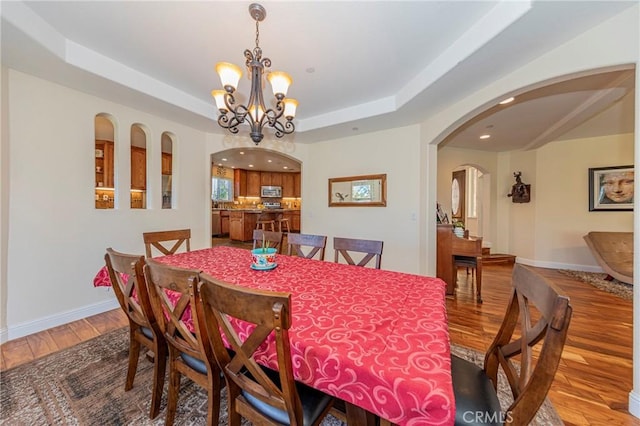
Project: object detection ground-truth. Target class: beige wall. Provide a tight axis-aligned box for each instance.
[3,70,211,338]
[532,133,634,268]
[438,132,634,270]
[1,66,9,333]
[304,125,423,273]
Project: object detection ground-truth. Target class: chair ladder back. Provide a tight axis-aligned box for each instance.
[198,274,303,424]
[286,233,327,260]
[144,259,202,358]
[484,263,572,426]
[105,249,152,327]
[252,229,284,251]
[333,237,383,269]
[143,229,191,258]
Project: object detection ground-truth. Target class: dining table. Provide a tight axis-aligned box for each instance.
[94,245,455,425]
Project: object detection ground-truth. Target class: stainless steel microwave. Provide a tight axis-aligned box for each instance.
[261,186,282,198]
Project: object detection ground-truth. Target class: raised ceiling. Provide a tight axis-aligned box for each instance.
[1,1,636,151]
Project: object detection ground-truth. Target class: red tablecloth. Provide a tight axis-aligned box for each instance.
[95,246,454,425]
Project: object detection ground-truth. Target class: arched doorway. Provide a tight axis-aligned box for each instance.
[209,148,302,244]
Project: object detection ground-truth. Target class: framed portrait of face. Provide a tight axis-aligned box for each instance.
[588,165,634,211]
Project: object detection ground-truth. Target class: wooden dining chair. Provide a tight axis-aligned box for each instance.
[143,258,222,426]
[451,263,572,425]
[286,233,327,260]
[196,273,334,426]
[143,228,191,258]
[104,248,167,419]
[252,229,284,253]
[333,237,384,269]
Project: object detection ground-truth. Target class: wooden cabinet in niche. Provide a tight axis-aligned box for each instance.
[161,153,172,175]
[131,147,147,190]
[95,140,115,188]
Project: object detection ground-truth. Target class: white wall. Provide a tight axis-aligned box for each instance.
[3,70,211,339]
[304,125,423,274]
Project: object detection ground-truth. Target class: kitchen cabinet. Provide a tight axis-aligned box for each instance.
[234,169,247,197]
[221,210,230,235]
[281,173,295,197]
[229,211,259,241]
[294,173,301,197]
[261,172,282,187]
[247,171,261,197]
[161,153,172,175]
[291,211,301,232]
[211,210,221,236]
[131,146,147,190]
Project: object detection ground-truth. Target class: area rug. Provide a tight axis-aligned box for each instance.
[1,328,562,425]
[558,269,633,301]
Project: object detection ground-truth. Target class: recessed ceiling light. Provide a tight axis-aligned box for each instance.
[283,166,289,169]
[268,159,272,163]
[248,164,254,168]
[218,163,223,166]
[479,134,491,140]
[499,97,514,105]
[239,151,245,155]
[221,158,227,161]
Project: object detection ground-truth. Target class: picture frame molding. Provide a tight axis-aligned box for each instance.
[328,173,387,207]
[588,164,634,211]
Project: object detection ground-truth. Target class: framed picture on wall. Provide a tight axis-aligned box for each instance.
[588,165,634,211]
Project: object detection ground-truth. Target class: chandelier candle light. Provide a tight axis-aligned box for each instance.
[212,3,298,145]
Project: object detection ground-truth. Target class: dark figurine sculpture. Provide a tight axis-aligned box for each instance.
[507,171,531,203]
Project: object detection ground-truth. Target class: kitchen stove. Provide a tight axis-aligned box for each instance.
[263,202,281,209]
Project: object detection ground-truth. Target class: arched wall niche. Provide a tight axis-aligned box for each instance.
[94,113,117,209]
[161,131,176,209]
[130,123,149,209]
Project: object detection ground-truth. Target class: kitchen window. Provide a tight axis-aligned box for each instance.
[212,177,233,201]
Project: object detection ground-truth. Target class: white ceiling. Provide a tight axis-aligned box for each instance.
[1,0,636,163]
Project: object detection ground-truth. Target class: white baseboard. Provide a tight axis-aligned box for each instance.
[515,257,604,273]
[629,390,640,419]
[0,327,8,345]
[5,299,120,342]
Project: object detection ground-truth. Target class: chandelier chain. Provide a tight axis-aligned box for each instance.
[255,20,260,49]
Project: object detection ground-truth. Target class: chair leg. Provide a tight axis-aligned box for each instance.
[125,327,141,391]
[149,340,167,419]
[227,386,242,426]
[165,356,181,426]
[206,369,222,426]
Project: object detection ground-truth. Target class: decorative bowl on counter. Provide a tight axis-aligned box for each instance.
[250,247,277,270]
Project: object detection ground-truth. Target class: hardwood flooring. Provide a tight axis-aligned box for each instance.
[1,263,638,425]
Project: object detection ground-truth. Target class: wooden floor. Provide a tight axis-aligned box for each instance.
[1,263,638,425]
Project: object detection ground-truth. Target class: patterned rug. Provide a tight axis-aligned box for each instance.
[0,327,562,425]
[558,269,633,301]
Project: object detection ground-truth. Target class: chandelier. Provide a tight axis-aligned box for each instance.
[211,3,298,145]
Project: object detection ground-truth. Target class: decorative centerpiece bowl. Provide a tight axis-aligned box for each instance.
[251,247,277,270]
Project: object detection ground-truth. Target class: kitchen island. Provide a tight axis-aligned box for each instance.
[226,209,300,241]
